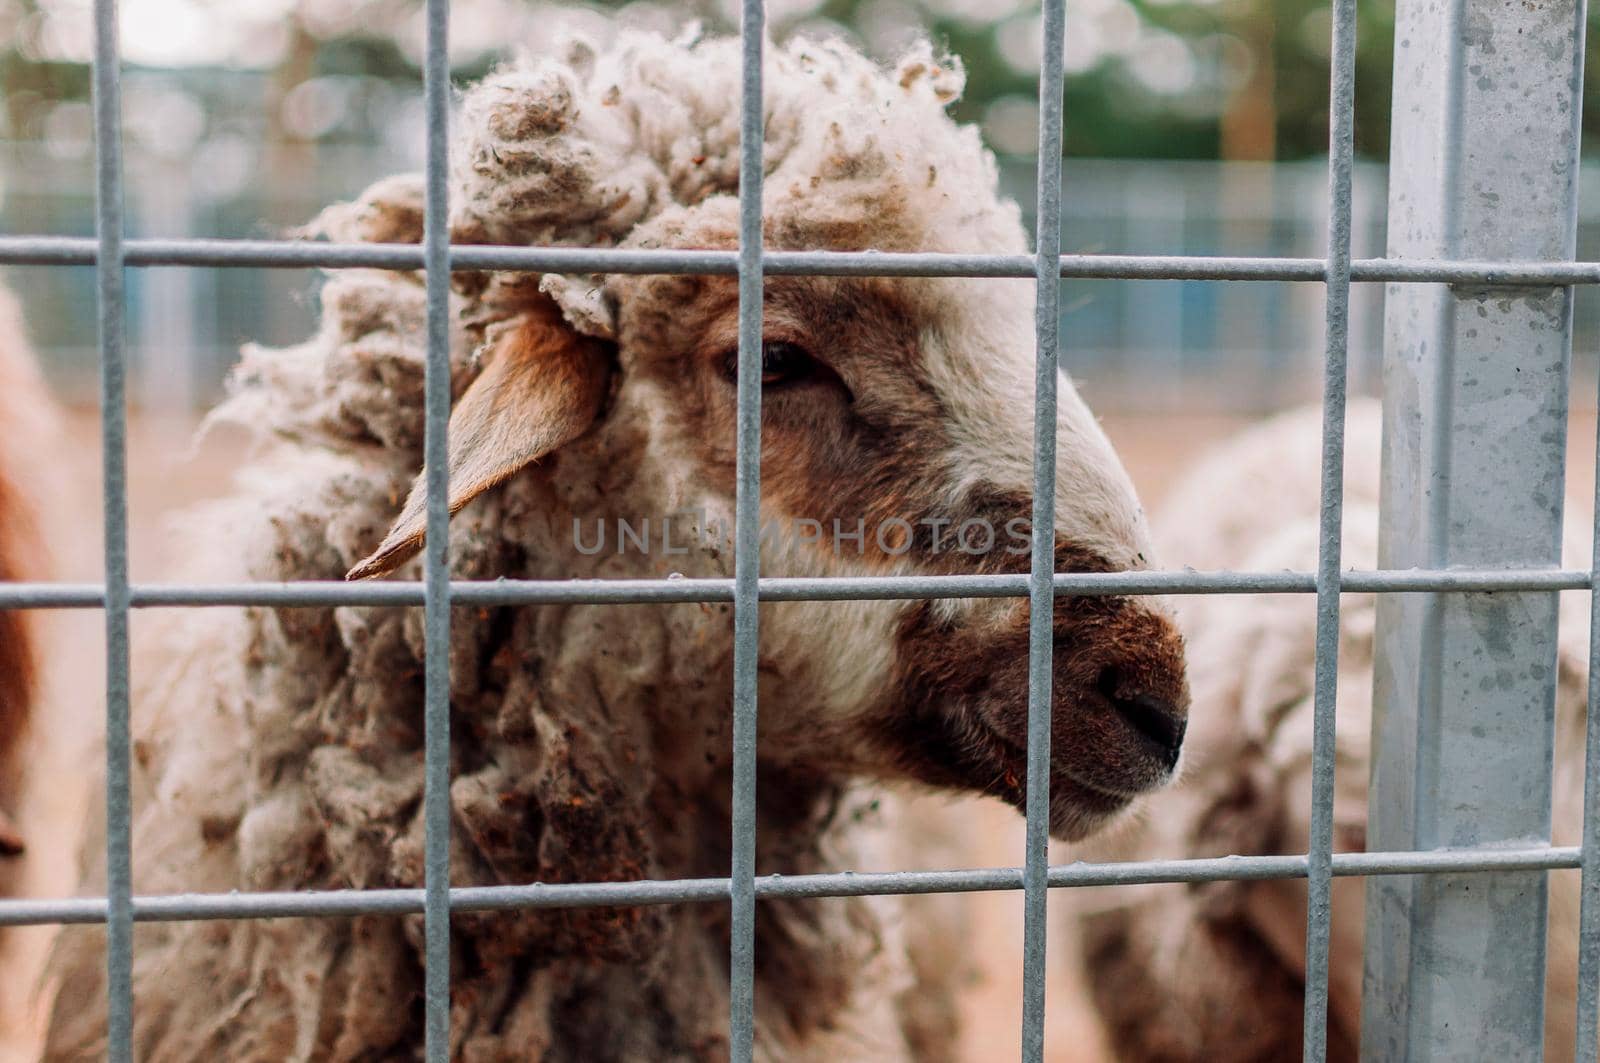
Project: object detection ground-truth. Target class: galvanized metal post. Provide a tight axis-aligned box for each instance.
[1363,0,1587,1053]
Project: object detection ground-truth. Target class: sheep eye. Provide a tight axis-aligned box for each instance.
[721,340,821,388]
[760,341,816,386]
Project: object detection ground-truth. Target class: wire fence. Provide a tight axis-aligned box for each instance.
[21,134,1600,416]
[5,135,1392,414]
[0,0,1595,1059]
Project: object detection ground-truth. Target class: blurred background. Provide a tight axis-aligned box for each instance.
[7,2,1600,1059]
[7,0,1592,413]
[7,0,1600,410]
[12,0,1600,411]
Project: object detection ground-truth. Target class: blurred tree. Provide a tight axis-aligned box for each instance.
[1111,0,1399,158]
[0,0,91,139]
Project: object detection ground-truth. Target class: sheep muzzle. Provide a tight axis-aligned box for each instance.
[886,587,1189,842]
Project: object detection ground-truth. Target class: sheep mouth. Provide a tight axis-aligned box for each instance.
[880,705,1136,843]
[965,717,1139,842]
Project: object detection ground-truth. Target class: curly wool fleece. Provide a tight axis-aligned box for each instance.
[1069,403,1593,1060]
[45,29,1001,1063]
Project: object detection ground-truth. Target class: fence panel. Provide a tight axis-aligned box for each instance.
[0,2,1596,1060]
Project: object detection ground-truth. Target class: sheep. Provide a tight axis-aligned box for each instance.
[1068,399,1589,1061]
[42,28,1191,1063]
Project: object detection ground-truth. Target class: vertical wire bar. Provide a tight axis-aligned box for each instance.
[1301,0,1357,1054]
[1575,349,1600,1060]
[729,2,765,1061]
[1576,0,1600,1048]
[421,0,453,1058]
[90,0,133,1057]
[1020,0,1066,1057]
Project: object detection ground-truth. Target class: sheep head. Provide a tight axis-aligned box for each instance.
[338,29,1188,843]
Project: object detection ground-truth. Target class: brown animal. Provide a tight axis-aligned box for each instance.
[0,279,74,1063]
[0,283,46,869]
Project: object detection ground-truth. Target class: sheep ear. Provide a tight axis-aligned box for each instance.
[347,303,610,581]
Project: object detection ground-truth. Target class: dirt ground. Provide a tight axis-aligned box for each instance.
[14,402,1600,1061]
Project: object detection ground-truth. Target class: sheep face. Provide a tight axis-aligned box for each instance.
[346,30,1188,842]
[605,205,1188,842]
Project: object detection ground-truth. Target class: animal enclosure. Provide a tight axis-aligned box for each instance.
[0,0,1598,1062]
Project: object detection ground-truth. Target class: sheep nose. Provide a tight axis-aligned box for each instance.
[1098,669,1187,772]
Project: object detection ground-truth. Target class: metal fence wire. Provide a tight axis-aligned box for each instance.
[1,0,1599,1059]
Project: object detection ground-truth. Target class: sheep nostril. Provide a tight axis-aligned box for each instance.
[1108,690,1186,771]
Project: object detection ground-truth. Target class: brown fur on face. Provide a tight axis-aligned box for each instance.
[618,269,955,564]
[610,225,1188,840]
[881,541,1188,841]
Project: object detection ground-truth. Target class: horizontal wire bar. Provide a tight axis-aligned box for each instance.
[0,845,1577,928]
[0,568,1588,610]
[8,236,1600,286]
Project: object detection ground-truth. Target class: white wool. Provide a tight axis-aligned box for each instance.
[1068,399,1590,1061]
